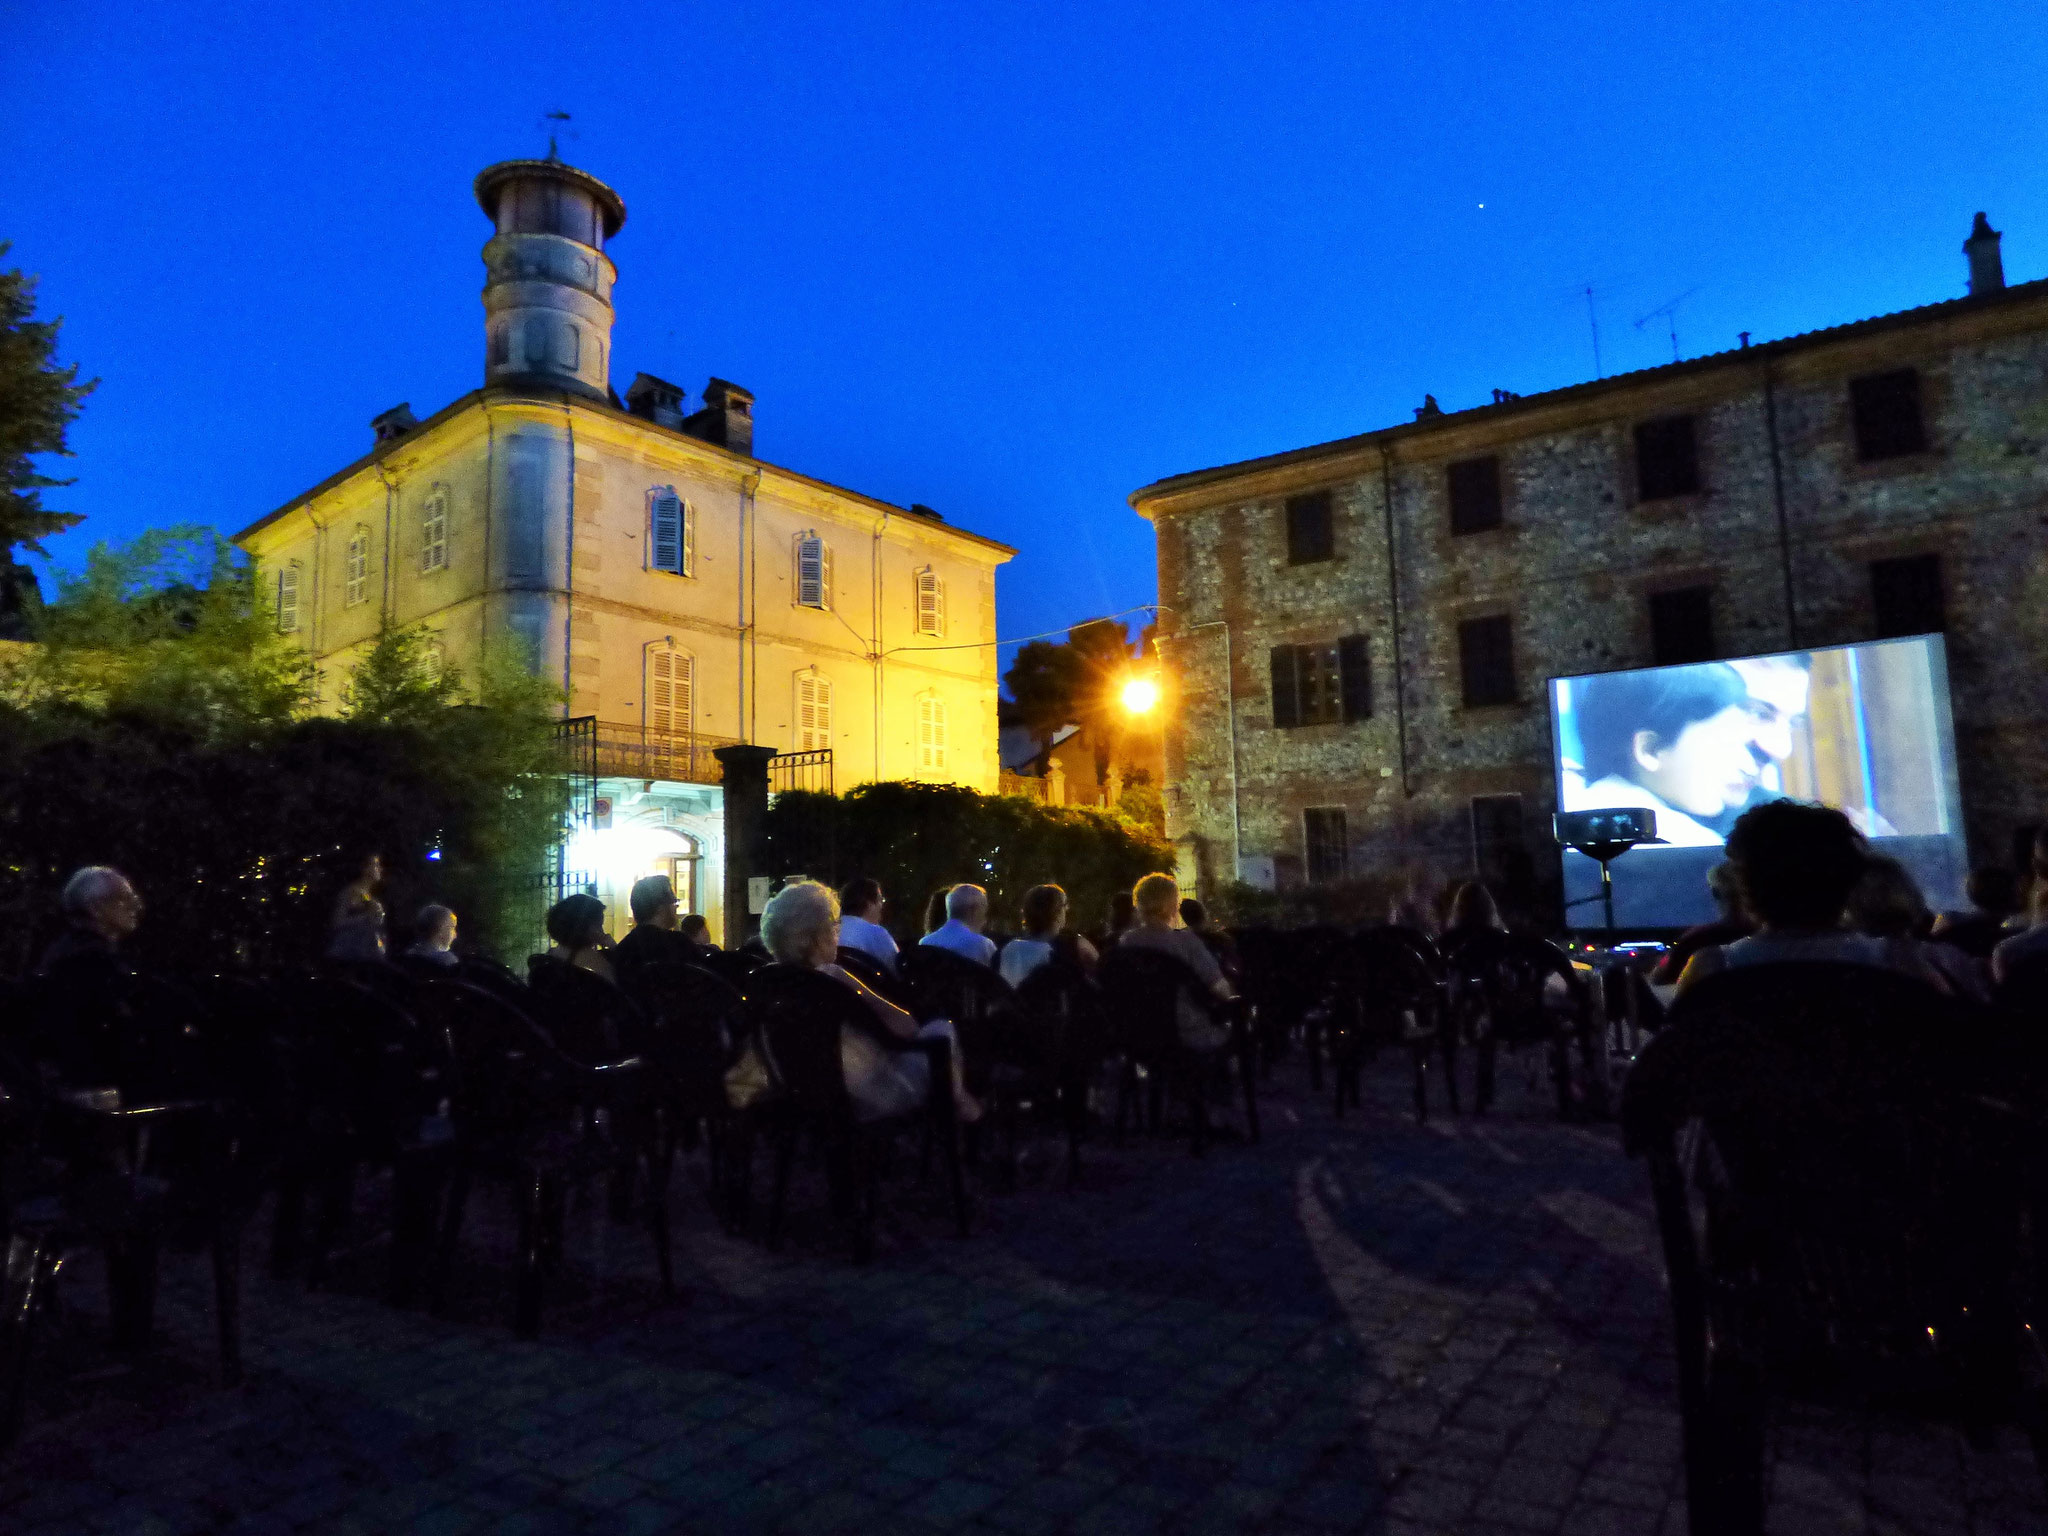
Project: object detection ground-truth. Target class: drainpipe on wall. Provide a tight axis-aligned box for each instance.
[739,466,762,742]
[1377,443,1412,797]
[1762,360,1798,647]
[559,401,577,713]
[872,509,890,782]
[373,459,399,627]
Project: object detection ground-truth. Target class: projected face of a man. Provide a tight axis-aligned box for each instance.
[1729,657,1812,783]
[1630,704,1763,818]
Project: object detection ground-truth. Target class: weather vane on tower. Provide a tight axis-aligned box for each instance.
[540,109,575,161]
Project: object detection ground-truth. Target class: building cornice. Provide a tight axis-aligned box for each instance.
[1129,277,2048,520]
[235,384,1017,561]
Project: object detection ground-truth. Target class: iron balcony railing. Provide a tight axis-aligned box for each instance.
[592,724,744,785]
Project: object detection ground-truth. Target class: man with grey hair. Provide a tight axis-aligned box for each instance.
[917,883,998,968]
[37,865,145,974]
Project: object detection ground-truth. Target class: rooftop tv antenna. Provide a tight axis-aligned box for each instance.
[539,109,576,160]
[1583,285,1603,378]
[1634,288,1700,363]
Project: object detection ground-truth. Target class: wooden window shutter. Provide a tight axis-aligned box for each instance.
[681,500,695,577]
[674,653,693,729]
[650,491,684,573]
[917,568,943,636]
[277,564,301,634]
[797,534,826,608]
[1269,645,1301,728]
[1338,634,1372,722]
[648,649,675,736]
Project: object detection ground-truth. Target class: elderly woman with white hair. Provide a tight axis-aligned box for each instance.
[761,881,981,1124]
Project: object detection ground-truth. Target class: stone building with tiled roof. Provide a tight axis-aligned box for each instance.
[1132,216,2048,918]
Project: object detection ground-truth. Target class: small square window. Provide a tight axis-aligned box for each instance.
[1850,368,1929,462]
[1633,415,1700,502]
[1304,808,1349,884]
[1269,635,1371,728]
[1870,553,1945,638]
[1284,490,1334,565]
[1447,456,1503,535]
[1648,586,1716,665]
[1458,614,1517,707]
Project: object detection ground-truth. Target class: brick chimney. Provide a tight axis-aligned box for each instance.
[683,378,754,456]
[624,372,688,429]
[1965,212,2005,295]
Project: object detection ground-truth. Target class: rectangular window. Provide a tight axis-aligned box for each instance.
[1270,635,1371,727]
[1458,614,1517,707]
[649,489,693,576]
[1284,490,1334,565]
[1304,808,1349,885]
[276,563,301,634]
[420,488,449,574]
[796,673,833,750]
[918,695,947,772]
[344,527,369,607]
[1447,455,1503,535]
[1471,794,1525,887]
[1633,415,1700,501]
[1648,585,1716,665]
[916,568,944,637]
[795,534,831,609]
[1850,368,1929,461]
[1870,553,1945,638]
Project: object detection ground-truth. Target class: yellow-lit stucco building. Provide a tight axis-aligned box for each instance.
[235,156,1013,941]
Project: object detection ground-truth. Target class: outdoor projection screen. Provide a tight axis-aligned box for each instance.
[1548,635,1967,930]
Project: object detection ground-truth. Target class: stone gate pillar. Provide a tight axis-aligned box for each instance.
[714,745,777,948]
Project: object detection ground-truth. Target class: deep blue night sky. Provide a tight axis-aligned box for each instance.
[7,3,2047,669]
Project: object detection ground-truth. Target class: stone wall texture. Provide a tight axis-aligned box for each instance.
[1139,282,2048,918]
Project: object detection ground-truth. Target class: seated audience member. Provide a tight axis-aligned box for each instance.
[1119,873,1235,1052]
[1103,891,1137,948]
[1387,893,1438,937]
[1441,882,1507,939]
[1179,896,1242,985]
[920,884,999,968]
[327,851,388,962]
[678,914,717,949]
[544,893,617,983]
[761,881,979,1123]
[838,877,901,974]
[37,865,145,974]
[1992,830,2048,987]
[1849,855,1986,1000]
[1677,801,1943,994]
[405,905,461,967]
[612,875,693,979]
[1932,866,2023,959]
[1650,862,1754,985]
[1001,883,1099,987]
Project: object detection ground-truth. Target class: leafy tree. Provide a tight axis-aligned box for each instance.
[1002,618,1139,747]
[760,779,1171,941]
[0,245,97,637]
[4,525,314,731]
[343,621,466,726]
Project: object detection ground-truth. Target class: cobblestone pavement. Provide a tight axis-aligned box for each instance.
[4,1049,2044,1535]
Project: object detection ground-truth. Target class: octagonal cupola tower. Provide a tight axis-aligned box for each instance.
[474,156,627,400]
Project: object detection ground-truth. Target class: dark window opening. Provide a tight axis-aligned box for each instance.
[1269,635,1372,727]
[1870,553,1945,638]
[1471,794,1525,888]
[1850,368,1929,462]
[1458,614,1517,707]
[1447,455,1503,535]
[1285,490,1335,565]
[1634,415,1701,501]
[1305,808,1349,885]
[1648,585,1717,665]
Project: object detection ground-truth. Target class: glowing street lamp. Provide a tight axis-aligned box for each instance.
[1120,675,1161,716]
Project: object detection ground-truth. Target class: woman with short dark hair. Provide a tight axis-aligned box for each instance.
[545,892,616,983]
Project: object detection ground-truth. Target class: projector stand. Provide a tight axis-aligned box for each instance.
[1564,839,1637,933]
